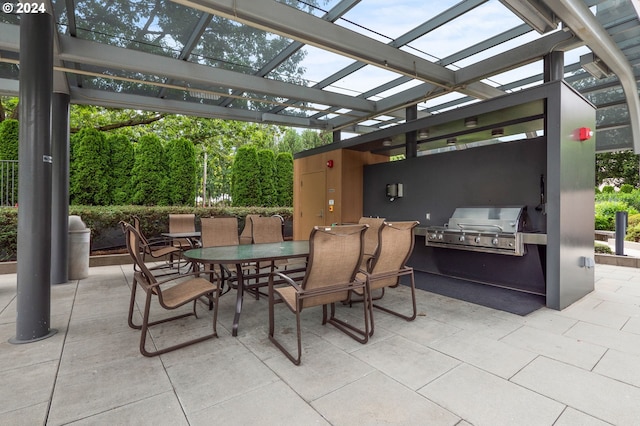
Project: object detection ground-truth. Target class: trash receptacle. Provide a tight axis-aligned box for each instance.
[68,215,90,279]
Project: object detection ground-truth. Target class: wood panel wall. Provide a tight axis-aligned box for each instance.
[293,149,387,240]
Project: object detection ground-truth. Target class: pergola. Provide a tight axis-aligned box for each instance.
[1,0,639,342]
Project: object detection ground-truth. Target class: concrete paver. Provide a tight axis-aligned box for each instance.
[0,263,639,425]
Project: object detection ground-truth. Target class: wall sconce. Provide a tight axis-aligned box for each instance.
[446,137,457,145]
[464,117,478,127]
[382,138,392,147]
[491,128,504,137]
[386,183,403,202]
[418,129,429,139]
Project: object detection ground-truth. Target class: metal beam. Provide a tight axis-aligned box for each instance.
[55,33,376,113]
[455,29,577,84]
[545,0,640,153]
[170,0,458,88]
[69,87,331,129]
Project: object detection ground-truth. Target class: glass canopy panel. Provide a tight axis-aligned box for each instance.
[0,8,20,24]
[337,1,455,42]
[330,65,406,100]
[597,105,629,128]
[275,0,346,18]
[71,65,166,96]
[596,126,633,151]
[70,1,201,58]
[406,0,525,64]
[272,45,355,88]
[191,17,295,75]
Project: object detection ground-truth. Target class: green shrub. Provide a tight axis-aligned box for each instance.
[594,243,612,254]
[601,185,615,193]
[594,200,639,231]
[275,152,293,206]
[620,183,634,193]
[594,186,601,194]
[231,145,261,206]
[257,149,277,206]
[70,128,112,205]
[0,119,19,160]
[629,213,640,228]
[626,225,640,242]
[131,134,168,205]
[167,137,197,206]
[108,133,134,205]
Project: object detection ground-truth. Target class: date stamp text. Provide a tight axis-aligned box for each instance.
[2,2,47,14]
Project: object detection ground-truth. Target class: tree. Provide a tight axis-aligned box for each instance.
[595,151,640,188]
[107,133,134,205]
[70,128,112,205]
[257,149,277,206]
[131,134,168,205]
[231,145,261,206]
[167,137,197,205]
[275,152,294,206]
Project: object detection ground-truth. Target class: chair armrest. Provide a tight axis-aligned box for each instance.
[269,270,302,292]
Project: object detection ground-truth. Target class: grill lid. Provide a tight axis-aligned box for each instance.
[447,206,527,234]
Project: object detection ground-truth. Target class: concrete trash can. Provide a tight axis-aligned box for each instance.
[68,215,90,279]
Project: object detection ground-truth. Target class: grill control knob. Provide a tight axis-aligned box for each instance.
[492,238,499,245]
[430,233,437,239]
[438,234,443,240]
[474,236,481,243]
[459,235,465,242]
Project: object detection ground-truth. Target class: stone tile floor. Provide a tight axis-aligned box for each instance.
[0,263,639,425]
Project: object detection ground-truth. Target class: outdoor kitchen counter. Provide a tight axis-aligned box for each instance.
[415,227,547,245]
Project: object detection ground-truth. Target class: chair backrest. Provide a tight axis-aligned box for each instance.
[368,221,419,287]
[169,213,196,247]
[301,224,367,309]
[239,214,261,244]
[122,222,157,287]
[358,217,385,256]
[201,217,239,247]
[251,215,284,244]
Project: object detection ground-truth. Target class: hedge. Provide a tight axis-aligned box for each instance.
[0,205,293,261]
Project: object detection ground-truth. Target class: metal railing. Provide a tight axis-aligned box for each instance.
[0,160,18,206]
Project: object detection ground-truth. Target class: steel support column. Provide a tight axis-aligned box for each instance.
[544,51,564,82]
[11,12,56,344]
[405,105,417,159]
[51,93,70,285]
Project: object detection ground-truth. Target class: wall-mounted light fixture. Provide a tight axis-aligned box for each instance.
[464,116,478,128]
[386,183,403,202]
[382,138,392,147]
[446,137,457,145]
[491,128,505,137]
[580,53,611,79]
[418,129,429,139]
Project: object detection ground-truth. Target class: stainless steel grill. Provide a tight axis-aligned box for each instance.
[425,206,528,256]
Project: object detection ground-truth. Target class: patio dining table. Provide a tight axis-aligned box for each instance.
[183,240,309,336]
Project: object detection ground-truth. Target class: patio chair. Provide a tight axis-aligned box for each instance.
[239,214,261,244]
[355,221,420,336]
[358,216,386,268]
[252,215,304,267]
[268,224,370,365]
[200,217,256,294]
[122,217,183,274]
[169,213,198,249]
[122,222,220,357]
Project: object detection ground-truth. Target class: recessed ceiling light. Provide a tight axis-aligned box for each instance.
[418,129,429,139]
[382,138,392,147]
[464,117,478,127]
[446,137,457,145]
[491,128,504,137]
